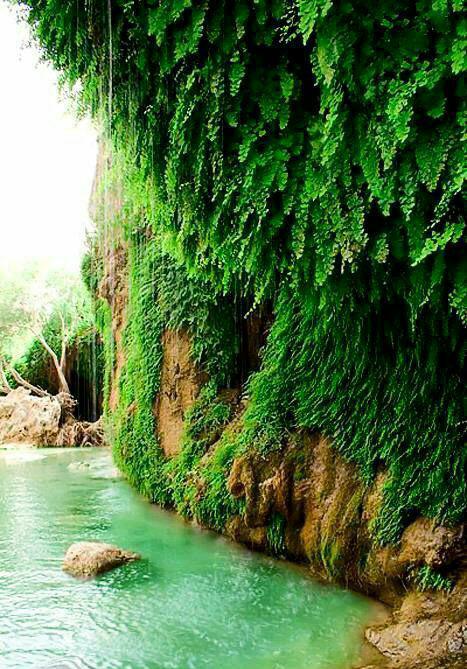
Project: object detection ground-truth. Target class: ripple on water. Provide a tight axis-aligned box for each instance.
[0,448,381,669]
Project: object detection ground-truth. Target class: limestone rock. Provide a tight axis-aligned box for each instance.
[398,518,465,570]
[0,388,105,448]
[155,329,206,457]
[365,619,467,667]
[62,541,140,578]
[0,388,61,446]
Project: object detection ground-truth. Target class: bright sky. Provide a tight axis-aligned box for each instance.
[0,1,98,273]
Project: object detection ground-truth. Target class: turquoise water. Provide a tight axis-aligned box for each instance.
[0,448,377,669]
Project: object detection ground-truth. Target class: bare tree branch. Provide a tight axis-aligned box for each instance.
[1,357,49,398]
[0,359,12,394]
[35,331,71,395]
[59,311,67,370]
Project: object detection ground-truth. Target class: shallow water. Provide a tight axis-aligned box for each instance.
[0,448,377,669]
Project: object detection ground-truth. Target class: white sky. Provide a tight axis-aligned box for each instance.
[0,1,98,273]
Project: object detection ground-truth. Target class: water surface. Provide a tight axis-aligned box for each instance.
[0,448,377,669]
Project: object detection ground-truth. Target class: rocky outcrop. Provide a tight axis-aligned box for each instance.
[92,143,465,666]
[98,242,128,414]
[0,388,61,446]
[223,433,466,668]
[62,541,140,578]
[364,573,467,668]
[0,387,104,447]
[224,434,465,598]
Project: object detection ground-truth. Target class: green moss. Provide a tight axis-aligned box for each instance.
[164,382,238,524]
[267,513,287,557]
[411,565,454,593]
[110,234,165,500]
[318,541,343,580]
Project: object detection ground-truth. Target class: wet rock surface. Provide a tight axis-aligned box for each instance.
[225,433,465,594]
[62,541,140,578]
[155,329,206,457]
[223,432,466,669]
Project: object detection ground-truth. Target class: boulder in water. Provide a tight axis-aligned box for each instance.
[62,541,140,578]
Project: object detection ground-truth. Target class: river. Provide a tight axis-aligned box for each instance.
[0,448,381,669]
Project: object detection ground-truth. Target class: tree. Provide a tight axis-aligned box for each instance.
[0,265,92,398]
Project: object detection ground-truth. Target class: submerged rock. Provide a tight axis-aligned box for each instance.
[67,461,91,472]
[62,541,140,578]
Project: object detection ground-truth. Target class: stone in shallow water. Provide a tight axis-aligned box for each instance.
[67,461,91,472]
[62,541,140,578]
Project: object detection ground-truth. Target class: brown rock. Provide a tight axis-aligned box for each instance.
[398,518,465,570]
[62,541,140,578]
[0,387,105,448]
[225,516,267,551]
[365,619,467,667]
[155,329,206,456]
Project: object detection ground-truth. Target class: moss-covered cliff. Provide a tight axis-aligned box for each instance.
[18,0,465,612]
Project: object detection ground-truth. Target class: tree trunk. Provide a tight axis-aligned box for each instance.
[0,360,12,394]
[36,333,71,395]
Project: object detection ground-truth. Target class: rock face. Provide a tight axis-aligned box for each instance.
[0,388,105,448]
[225,434,465,596]
[155,329,206,456]
[223,433,466,669]
[62,541,140,578]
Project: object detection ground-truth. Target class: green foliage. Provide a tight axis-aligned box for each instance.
[114,251,241,524]
[240,282,466,543]
[19,0,465,300]
[0,267,33,358]
[15,315,102,398]
[411,565,454,593]
[267,513,287,556]
[111,234,165,498]
[0,262,101,402]
[17,0,466,543]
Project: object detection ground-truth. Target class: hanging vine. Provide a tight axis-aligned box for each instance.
[16,0,466,543]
